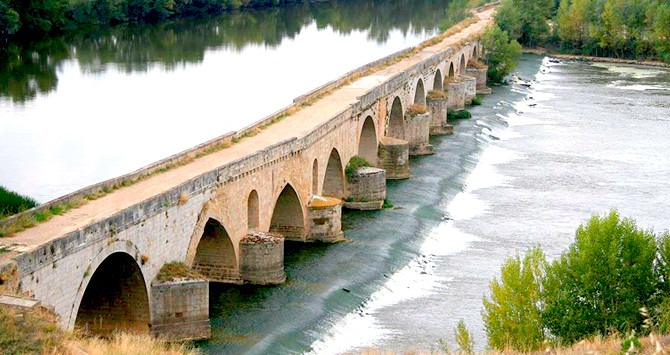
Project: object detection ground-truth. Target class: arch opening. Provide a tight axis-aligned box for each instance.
[322,148,345,198]
[270,184,305,240]
[473,46,478,59]
[248,190,259,231]
[414,78,426,105]
[459,54,466,74]
[433,69,443,91]
[312,159,319,195]
[388,96,405,140]
[358,116,378,164]
[193,218,237,281]
[448,62,455,77]
[75,252,150,334]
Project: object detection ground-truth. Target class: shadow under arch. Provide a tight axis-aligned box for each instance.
[193,217,238,282]
[74,251,150,334]
[322,148,345,198]
[269,183,306,241]
[358,116,378,164]
[388,96,405,140]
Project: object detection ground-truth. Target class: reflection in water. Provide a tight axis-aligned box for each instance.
[0,0,450,103]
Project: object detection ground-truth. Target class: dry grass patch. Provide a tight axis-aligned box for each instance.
[68,333,200,355]
[156,262,204,283]
[427,90,446,100]
[408,104,429,115]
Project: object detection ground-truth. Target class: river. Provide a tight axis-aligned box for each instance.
[199,55,670,354]
[0,0,451,203]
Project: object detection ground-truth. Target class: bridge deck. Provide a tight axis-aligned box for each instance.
[2,8,494,259]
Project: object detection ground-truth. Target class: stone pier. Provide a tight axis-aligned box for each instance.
[307,196,344,242]
[405,111,434,156]
[379,137,410,179]
[467,66,492,94]
[240,232,285,284]
[150,278,211,341]
[446,79,467,111]
[462,76,477,104]
[344,167,386,210]
[426,92,453,135]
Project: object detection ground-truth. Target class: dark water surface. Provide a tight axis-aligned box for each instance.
[0,0,451,202]
[200,55,670,354]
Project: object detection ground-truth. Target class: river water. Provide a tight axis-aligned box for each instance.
[0,0,450,202]
[199,55,670,354]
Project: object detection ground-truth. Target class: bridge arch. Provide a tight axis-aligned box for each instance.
[472,45,478,60]
[459,53,466,74]
[433,69,443,91]
[358,116,378,164]
[322,148,345,198]
[74,251,150,334]
[388,96,405,139]
[248,190,259,231]
[414,78,426,105]
[448,62,455,77]
[270,183,305,240]
[192,217,238,282]
[312,159,319,195]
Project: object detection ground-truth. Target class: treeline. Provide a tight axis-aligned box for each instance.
[0,0,313,40]
[494,0,670,62]
[480,210,670,351]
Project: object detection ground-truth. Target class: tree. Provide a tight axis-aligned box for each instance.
[494,0,553,46]
[541,210,659,344]
[482,247,546,351]
[481,25,522,83]
[0,0,20,37]
[6,0,68,36]
[454,319,475,354]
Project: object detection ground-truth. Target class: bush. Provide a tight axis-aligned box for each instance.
[0,1,20,37]
[407,103,428,115]
[542,210,659,344]
[0,186,37,218]
[447,110,471,120]
[483,247,546,351]
[426,89,445,100]
[454,319,475,354]
[345,156,371,178]
[471,96,482,105]
[482,25,522,84]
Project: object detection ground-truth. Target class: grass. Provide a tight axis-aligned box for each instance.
[382,199,394,209]
[156,262,204,283]
[0,186,37,219]
[471,96,482,105]
[448,110,472,120]
[0,305,200,355]
[427,90,446,100]
[468,59,487,69]
[345,156,372,178]
[407,104,428,115]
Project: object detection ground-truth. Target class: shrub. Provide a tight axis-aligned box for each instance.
[483,247,546,351]
[482,25,522,84]
[454,319,474,354]
[542,210,659,344]
[156,262,204,282]
[447,110,472,120]
[0,186,37,218]
[345,156,371,177]
[471,96,482,106]
[407,103,428,115]
[382,199,393,209]
[427,90,445,100]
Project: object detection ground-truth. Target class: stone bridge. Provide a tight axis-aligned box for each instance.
[0,6,495,341]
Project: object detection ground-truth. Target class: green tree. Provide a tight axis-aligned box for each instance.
[650,1,670,61]
[482,247,546,351]
[481,24,522,83]
[454,319,474,354]
[0,0,20,37]
[7,0,68,36]
[494,0,552,46]
[541,210,659,344]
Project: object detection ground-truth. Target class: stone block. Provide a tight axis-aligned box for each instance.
[151,279,210,341]
[461,75,477,104]
[345,167,386,211]
[379,137,410,179]
[446,79,467,111]
[427,96,448,136]
[307,196,344,243]
[240,232,285,285]
[466,66,491,93]
[405,112,434,156]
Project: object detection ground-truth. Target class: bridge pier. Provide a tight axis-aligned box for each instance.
[462,76,477,104]
[307,196,344,243]
[151,278,211,341]
[427,93,453,136]
[467,66,492,94]
[405,111,434,156]
[379,137,410,179]
[344,167,386,210]
[446,78,467,111]
[240,232,286,284]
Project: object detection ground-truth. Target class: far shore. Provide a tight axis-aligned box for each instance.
[521,47,670,67]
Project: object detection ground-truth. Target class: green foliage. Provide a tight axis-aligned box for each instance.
[0,1,20,36]
[481,25,522,83]
[6,0,68,37]
[542,210,659,344]
[0,186,37,218]
[621,332,641,354]
[345,156,371,178]
[438,0,473,31]
[495,0,552,46]
[382,199,393,209]
[483,247,546,351]
[447,110,472,120]
[454,319,474,354]
[471,96,482,106]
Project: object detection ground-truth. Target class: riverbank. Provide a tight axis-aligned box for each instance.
[522,47,670,68]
